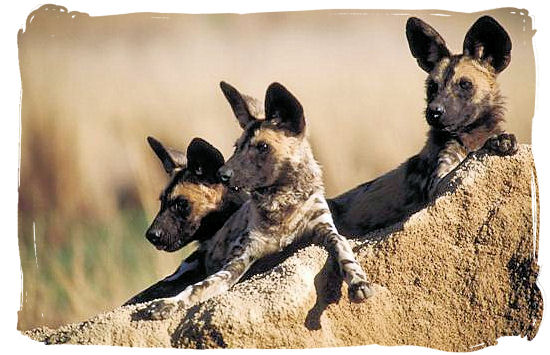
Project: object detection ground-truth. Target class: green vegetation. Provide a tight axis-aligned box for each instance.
[18,210,187,330]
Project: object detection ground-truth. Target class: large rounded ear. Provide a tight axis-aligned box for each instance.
[147,136,186,174]
[264,82,305,136]
[406,17,451,73]
[463,16,511,73]
[186,138,225,182]
[220,81,256,129]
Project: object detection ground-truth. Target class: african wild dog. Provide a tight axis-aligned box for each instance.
[141,82,373,320]
[329,16,518,236]
[125,87,264,305]
[124,136,248,305]
[128,16,516,307]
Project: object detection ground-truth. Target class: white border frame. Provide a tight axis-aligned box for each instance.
[2,1,548,354]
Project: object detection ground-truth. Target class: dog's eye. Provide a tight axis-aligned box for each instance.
[173,200,188,214]
[194,166,203,176]
[256,141,270,154]
[459,78,473,91]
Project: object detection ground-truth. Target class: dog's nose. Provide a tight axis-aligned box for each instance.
[146,228,162,245]
[426,105,445,123]
[217,168,233,184]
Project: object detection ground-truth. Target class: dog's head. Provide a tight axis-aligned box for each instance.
[145,137,226,252]
[406,16,511,133]
[217,82,308,192]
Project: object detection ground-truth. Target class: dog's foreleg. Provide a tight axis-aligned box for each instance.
[123,250,205,306]
[426,140,467,199]
[308,198,373,303]
[143,252,255,320]
[163,259,200,282]
[483,132,518,156]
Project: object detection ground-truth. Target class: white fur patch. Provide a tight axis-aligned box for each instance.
[164,260,199,281]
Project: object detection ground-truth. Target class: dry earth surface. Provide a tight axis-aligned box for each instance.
[25,144,543,351]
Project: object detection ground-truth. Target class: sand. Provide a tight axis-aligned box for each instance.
[25,144,543,351]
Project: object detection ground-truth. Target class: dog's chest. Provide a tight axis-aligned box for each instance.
[203,202,251,272]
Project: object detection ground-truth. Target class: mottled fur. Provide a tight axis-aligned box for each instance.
[128,16,517,308]
[125,92,264,306]
[124,137,247,305]
[144,137,248,251]
[141,82,372,320]
[329,16,517,236]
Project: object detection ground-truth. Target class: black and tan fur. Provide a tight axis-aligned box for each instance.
[141,82,372,320]
[329,16,518,236]
[127,16,517,307]
[125,89,266,305]
[124,137,248,305]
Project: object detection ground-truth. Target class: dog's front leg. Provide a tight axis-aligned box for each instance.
[426,140,468,199]
[124,251,205,306]
[483,132,518,156]
[143,253,255,320]
[308,200,373,303]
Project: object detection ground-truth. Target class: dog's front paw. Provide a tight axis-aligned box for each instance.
[348,280,374,303]
[484,133,518,156]
[143,299,179,320]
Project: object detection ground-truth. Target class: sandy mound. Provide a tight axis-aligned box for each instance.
[25,144,542,351]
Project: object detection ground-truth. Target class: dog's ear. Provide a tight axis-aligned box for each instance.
[264,82,305,136]
[406,17,451,73]
[220,81,256,129]
[463,16,511,73]
[186,138,225,180]
[147,136,186,174]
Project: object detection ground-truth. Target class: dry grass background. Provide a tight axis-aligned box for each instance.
[17,5,535,330]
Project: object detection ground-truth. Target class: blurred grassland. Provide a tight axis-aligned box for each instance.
[17,5,535,330]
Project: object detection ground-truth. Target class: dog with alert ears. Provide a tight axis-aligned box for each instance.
[329,16,518,236]
[140,82,373,320]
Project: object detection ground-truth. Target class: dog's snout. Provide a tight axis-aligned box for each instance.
[426,105,445,124]
[217,167,233,184]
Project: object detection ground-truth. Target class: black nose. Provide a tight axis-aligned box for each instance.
[426,105,445,123]
[217,168,233,184]
[146,228,162,245]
